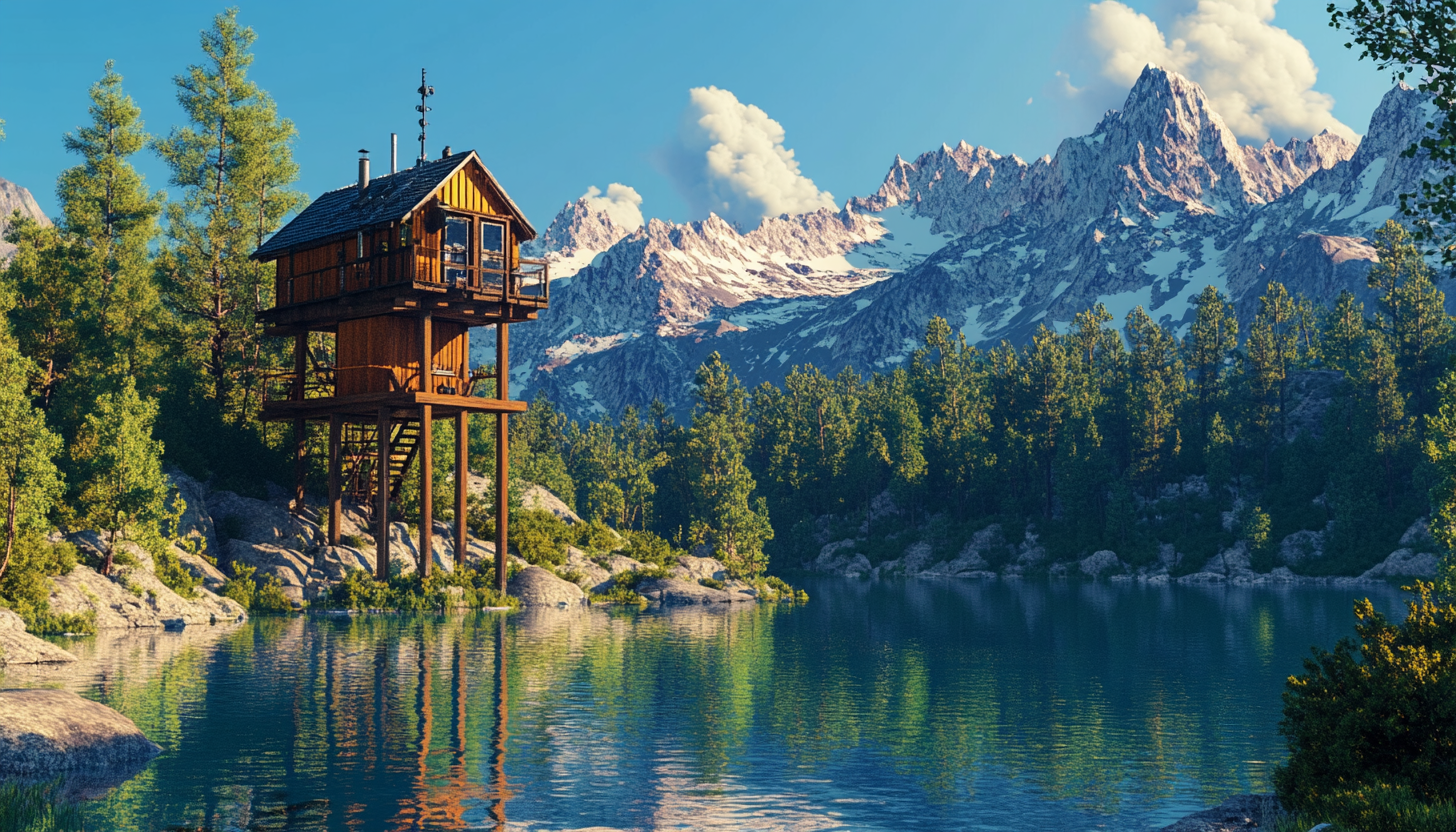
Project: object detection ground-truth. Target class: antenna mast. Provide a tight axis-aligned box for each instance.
[416,68,435,165]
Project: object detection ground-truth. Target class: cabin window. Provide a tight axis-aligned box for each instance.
[399,220,411,247]
[443,214,470,286]
[480,220,506,288]
[356,231,365,260]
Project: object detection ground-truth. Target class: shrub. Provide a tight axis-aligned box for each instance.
[252,575,294,613]
[1275,582,1456,814]
[0,535,94,635]
[511,509,571,566]
[0,779,84,831]
[589,565,670,605]
[698,577,725,590]
[620,529,684,567]
[220,562,258,610]
[572,519,621,554]
[321,565,520,612]
[1304,781,1456,832]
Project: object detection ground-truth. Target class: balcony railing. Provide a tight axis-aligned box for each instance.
[278,248,550,309]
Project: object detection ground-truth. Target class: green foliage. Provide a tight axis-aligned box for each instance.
[512,508,571,566]
[1295,781,1456,832]
[1275,583,1456,811]
[620,529,684,567]
[0,779,85,832]
[219,561,290,613]
[322,566,519,612]
[71,379,169,577]
[590,564,671,605]
[0,331,63,583]
[0,534,94,635]
[698,577,725,590]
[1243,505,1273,571]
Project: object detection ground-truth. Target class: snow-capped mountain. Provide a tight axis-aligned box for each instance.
[521,193,639,280]
[510,66,1439,422]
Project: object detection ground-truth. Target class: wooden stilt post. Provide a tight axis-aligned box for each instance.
[328,414,342,546]
[495,323,510,594]
[455,411,468,569]
[292,333,307,515]
[376,406,392,580]
[419,405,433,577]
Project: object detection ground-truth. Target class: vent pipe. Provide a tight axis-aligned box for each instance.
[390,133,398,174]
[357,149,370,193]
[441,145,452,159]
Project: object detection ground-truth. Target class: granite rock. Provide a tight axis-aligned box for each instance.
[0,610,75,666]
[508,566,586,607]
[0,689,161,777]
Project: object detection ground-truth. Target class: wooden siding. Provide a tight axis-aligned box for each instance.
[336,316,468,396]
[275,227,417,306]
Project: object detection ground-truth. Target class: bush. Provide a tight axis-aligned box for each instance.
[321,565,520,612]
[1275,582,1456,813]
[620,529,684,567]
[0,534,94,634]
[512,509,571,566]
[589,565,670,605]
[1302,781,1456,832]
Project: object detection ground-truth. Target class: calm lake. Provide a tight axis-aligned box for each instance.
[2,577,1409,832]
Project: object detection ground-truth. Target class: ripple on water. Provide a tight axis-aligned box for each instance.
[0,579,1408,831]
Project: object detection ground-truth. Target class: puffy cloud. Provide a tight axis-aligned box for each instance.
[580,183,644,232]
[1068,0,1356,141]
[659,86,836,229]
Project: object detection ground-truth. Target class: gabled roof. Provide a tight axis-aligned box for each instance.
[252,150,537,262]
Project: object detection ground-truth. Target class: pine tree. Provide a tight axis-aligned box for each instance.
[0,218,79,412]
[683,353,772,578]
[1244,282,1299,474]
[1183,286,1238,450]
[911,318,993,519]
[72,379,170,576]
[1368,220,1451,428]
[155,9,303,417]
[54,62,166,419]
[1125,307,1185,493]
[0,332,63,581]
[1320,290,1370,380]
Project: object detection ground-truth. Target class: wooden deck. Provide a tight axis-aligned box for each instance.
[258,279,544,336]
[261,390,527,422]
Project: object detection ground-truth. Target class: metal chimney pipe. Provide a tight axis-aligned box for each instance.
[357,151,370,193]
[390,134,397,174]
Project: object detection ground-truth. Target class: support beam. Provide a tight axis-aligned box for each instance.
[455,411,468,569]
[376,406,391,580]
[495,323,510,594]
[291,333,307,516]
[328,414,342,546]
[419,405,433,577]
[420,312,433,394]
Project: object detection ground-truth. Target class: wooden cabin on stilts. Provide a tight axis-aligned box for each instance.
[251,140,548,593]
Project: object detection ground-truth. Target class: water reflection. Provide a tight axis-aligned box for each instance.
[0,579,1409,832]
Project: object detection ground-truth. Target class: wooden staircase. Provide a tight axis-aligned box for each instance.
[342,420,423,511]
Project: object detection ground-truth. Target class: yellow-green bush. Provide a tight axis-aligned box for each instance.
[1275,582,1456,822]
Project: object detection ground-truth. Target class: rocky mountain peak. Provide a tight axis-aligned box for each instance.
[0,177,50,262]
[524,195,640,279]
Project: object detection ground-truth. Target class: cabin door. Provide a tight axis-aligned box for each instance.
[443,214,470,286]
[480,219,506,291]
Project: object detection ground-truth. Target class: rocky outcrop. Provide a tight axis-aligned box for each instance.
[209,490,317,550]
[634,577,755,605]
[508,566,586,607]
[0,610,75,666]
[0,689,160,778]
[669,555,728,584]
[811,540,872,577]
[1158,793,1281,832]
[1360,549,1439,580]
[0,177,50,262]
[563,547,612,592]
[46,561,245,630]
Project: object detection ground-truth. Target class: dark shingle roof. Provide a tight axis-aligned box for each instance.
[252,150,537,261]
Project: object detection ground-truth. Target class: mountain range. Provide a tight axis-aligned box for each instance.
[508,65,1441,422]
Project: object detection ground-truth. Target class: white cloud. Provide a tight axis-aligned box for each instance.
[659,86,836,229]
[1069,0,1356,142]
[580,183,644,232]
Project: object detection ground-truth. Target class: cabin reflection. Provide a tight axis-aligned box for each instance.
[381,615,511,831]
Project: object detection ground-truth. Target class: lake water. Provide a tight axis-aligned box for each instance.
[2,577,1409,832]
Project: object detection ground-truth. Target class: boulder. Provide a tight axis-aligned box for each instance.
[1277,529,1325,567]
[48,563,246,629]
[223,540,310,604]
[1210,541,1255,577]
[1157,793,1280,832]
[1400,517,1436,549]
[1360,548,1440,580]
[522,484,582,524]
[176,548,227,592]
[385,521,454,576]
[634,577,754,605]
[563,547,611,592]
[508,566,586,607]
[167,468,219,558]
[1079,550,1128,578]
[208,490,315,549]
[603,553,646,576]
[0,610,75,666]
[670,555,729,584]
[811,540,872,576]
[0,689,161,779]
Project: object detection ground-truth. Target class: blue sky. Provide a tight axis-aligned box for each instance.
[0,0,1395,231]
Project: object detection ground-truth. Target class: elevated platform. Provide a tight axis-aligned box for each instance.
[259,280,544,336]
[260,390,527,423]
